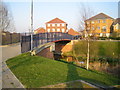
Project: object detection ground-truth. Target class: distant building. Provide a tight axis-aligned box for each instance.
[85,13,114,37]
[113,18,120,32]
[34,27,46,34]
[68,28,79,36]
[46,18,68,33]
[111,18,120,37]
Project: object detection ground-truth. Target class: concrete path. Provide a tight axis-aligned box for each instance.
[1,43,21,62]
[1,43,25,88]
[2,62,25,88]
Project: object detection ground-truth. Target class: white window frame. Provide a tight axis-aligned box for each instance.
[57,24,60,27]
[102,26,106,29]
[98,20,100,23]
[62,24,65,26]
[91,21,94,24]
[100,33,103,37]
[62,28,65,32]
[52,28,55,32]
[106,33,110,37]
[102,26,106,32]
[47,24,50,27]
[116,25,118,29]
[57,28,60,32]
[52,24,55,27]
[48,29,50,32]
[102,20,106,23]
[92,27,94,30]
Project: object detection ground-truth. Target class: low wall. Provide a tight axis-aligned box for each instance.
[32,40,75,60]
[37,47,54,59]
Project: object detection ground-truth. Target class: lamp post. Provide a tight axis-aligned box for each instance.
[31,0,33,54]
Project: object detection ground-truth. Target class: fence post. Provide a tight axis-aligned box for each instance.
[10,33,12,44]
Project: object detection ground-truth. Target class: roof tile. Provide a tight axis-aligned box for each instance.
[86,13,114,21]
[46,18,66,23]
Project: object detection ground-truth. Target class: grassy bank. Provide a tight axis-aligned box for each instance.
[6,53,120,88]
[72,41,120,60]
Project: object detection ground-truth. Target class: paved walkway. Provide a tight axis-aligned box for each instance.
[1,43,25,89]
[2,62,25,88]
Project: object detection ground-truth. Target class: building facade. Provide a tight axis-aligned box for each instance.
[112,18,120,37]
[46,18,68,33]
[34,27,46,34]
[68,28,79,36]
[113,18,120,32]
[85,13,114,37]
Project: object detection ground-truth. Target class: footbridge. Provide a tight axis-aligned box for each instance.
[21,32,76,53]
[31,39,74,60]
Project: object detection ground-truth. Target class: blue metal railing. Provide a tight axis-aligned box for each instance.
[21,32,74,53]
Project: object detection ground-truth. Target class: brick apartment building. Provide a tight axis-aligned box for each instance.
[34,18,80,36]
[46,18,68,33]
[84,13,114,37]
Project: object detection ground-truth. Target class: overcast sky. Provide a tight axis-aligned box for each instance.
[4,0,119,33]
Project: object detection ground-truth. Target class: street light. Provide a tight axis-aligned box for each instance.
[31,0,33,54]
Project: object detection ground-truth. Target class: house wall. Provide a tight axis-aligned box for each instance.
[85,19,114,37]
[46,23,67,33]
[113,23,120,32]
[68,29,79,36]
[37,47,54,59]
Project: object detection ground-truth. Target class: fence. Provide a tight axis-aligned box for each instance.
[2,32,21,45]
[21,32,74,53]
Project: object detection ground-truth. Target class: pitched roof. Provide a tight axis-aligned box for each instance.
[68,28,79,36]
[34,27,46,34]
[46,18,66,23]
[86,13,114,21]
[113,18,120,25]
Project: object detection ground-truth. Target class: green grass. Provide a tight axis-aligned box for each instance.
[6,53,120,88]
[73,41,120,59]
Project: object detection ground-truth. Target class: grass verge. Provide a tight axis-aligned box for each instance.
[6,52,120,88]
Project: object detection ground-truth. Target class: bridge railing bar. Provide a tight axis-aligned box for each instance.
[21,32,74,53]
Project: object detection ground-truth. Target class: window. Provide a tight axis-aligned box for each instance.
[106,33,110,37]
[115,24,120,30]
[47,24,50,27]
[52,28,55,32]
[102,26,106,32]
[100,33,103,37]
[91,21,94,24]
[87,27,90,30]
[102,20,106,23]
[97,27,100,29]
[116,26,118,30]
[52,24,55,27]
[57,28,60,32]
[57,24,60,26]
[98,20,100,23]
[89,34,92,36]
[48,29,50,32]
[62,24,65,26]
[62,28,65,32]
[87,22,89,24]
[92,27,94,30]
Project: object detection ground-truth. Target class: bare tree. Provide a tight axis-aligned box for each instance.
[79,4,94,35]
[79,3,94,70]
[0,0,15,32]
